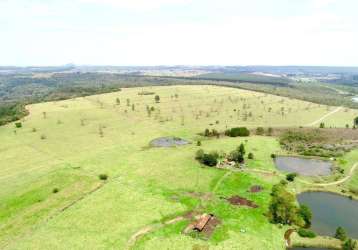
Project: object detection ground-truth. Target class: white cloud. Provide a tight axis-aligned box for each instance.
[311,0,337,9]
[78,0,192,11]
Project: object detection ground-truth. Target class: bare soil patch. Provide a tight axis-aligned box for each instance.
[249,185,263,193]
[227,195,258,208]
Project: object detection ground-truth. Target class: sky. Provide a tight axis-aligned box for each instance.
[0,0,357,66]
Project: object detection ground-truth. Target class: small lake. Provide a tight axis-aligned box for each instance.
[297,192,358,238]
[274,156,332,176]
[150,137,190,147]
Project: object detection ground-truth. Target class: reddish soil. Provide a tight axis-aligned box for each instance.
[227,195,259,208]
[250,185,263,193]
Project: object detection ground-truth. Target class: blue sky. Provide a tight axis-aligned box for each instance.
[1,0,357,66]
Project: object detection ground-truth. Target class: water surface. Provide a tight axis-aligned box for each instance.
[274,156,332,176]
[297,192,358,238]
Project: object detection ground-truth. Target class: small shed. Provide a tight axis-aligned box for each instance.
[194,214,213,232]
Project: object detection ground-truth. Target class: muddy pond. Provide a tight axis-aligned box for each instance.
[297,192,358,238]
[274,156,332,176]
[150,137,190,147]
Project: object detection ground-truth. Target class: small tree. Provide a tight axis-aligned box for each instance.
[256,127,265,135]
[99,174,108,180]
[335,227,347,241]
[354,117,358,126]
[248,152,254,159]
[155,95,160,103]
[286,173,298,182]
[319,122,325,128]
[298,205,312,228]
[267,127,273,136]
[15,122,22,128]
[342,239,357,250]
[197,140,202,146]
[239,143,246,156]
[116,98,120,105]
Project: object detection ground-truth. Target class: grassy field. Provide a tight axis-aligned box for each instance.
[1,85,358,249]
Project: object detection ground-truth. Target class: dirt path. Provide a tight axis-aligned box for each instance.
[125,216,185,250]
[311,163,358,187]
[306,106,343,127]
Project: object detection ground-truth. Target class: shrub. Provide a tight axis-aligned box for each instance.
[225,127,250,137]
[298,228,316,238]
[201,153,218,167]
[195,149,204,160]
[335,227,347,241]
[286,173,298,182]
[197,140,202,146]
[155,95,160,103]
[248,152,254,159]
[319,122,325,128]
[15,122,22,128]
[342,238,357,250]
[271,154,276,159]
[40,134,47,140]
[256,127,265,135]
[52,188,59,193]
[267,127,273,136]
[298,205,312,228]
[99,174,108,180]
[268,182,304,226]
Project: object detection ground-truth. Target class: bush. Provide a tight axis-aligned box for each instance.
[298,205,312,228]
[298,228,316,238]
[99,174,108,180]
[343,238,357,250]
[15,122,22,128]
[256,127,265,135]
[197,140,202,146]
[335,227,347,241]
[286,173,298,182]
[271,154,276,159]
[52,188,59,193]
[225,127,250,137]
[201,153,218,167]
[195,149,204,160]
[248,152,254,159]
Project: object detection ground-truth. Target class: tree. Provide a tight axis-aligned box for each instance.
[256,127,265,135]
[239,143,246,156]
[116,98,120,105]
[204,128,210,137]
[248,152,254,159]
[320,122,325,128]
[197,140,202,146]
[267,127,273,136]
[354,117,358,126]
[201,153,218,167]
[225,127,250,137]
[286,173,298,182]
[195,149,204,160]
[268,183,304,226]
[342,239,357,250]
[155,95,160,103]
[335,227,347,241]
[15,122,22,128]
[298,205,312,228]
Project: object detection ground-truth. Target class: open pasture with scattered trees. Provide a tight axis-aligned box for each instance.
[1,85,358,250]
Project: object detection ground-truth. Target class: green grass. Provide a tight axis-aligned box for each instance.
[0,85,357,249]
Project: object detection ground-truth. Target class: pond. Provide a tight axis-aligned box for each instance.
[297,192,358,238]
[274,156,332,176]
[150,137,190,147]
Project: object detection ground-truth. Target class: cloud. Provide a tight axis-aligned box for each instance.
[311,0,337,9]
[78,0,192,11]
